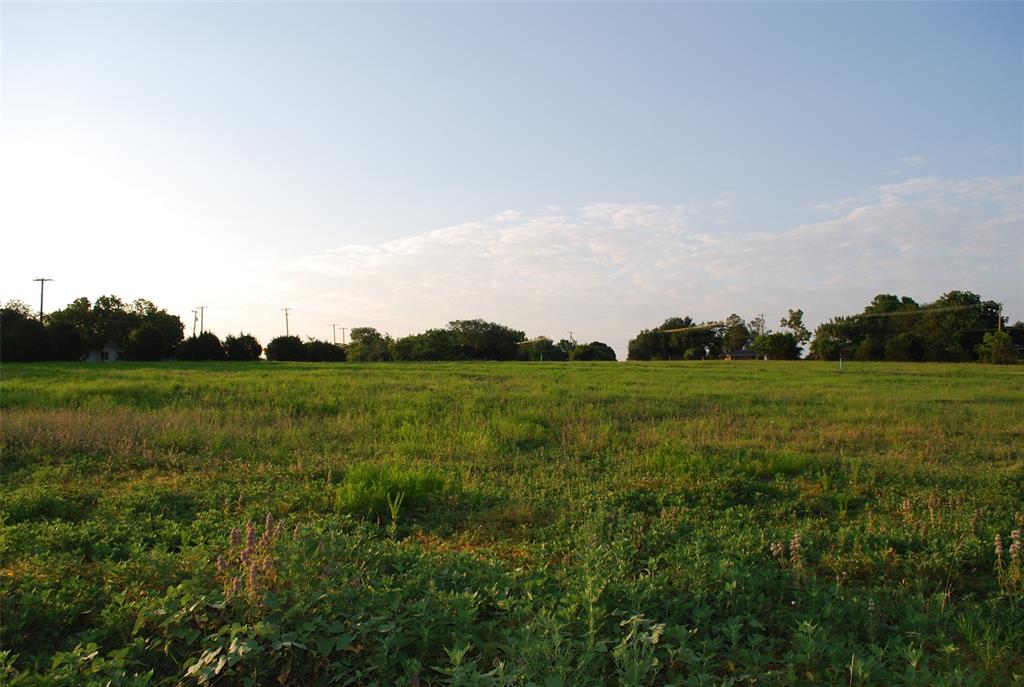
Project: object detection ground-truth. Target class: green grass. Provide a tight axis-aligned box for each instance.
[1,361,1022,685]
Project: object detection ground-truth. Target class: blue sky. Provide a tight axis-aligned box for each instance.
[2,2,1021,355]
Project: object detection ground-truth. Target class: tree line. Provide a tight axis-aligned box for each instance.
[0,297,617,363]
[626,290,1020,364]
[1,289,1019,364]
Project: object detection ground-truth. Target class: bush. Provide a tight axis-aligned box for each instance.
[305,339,346,362]
[175,332,226,361]
[224,333,262,361]
[265,336,306,361]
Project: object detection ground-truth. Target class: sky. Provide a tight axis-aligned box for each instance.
[1,1,1021,357]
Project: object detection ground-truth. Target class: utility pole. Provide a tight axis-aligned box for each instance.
[282,308,291,336]
[330,323,338,345]
[191,309,198,338]
[340,327,348,345]
[32,278,53,320]
[568,331,575,345]
[197,306,207,333]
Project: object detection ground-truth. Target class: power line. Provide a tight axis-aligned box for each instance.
[840,301,997,321]
[659,320,725,334]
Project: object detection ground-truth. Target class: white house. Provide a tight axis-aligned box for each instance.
[85,342,123,362]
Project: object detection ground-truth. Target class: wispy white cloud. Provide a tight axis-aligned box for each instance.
[902,155,928,167]
[268,176,1023,357]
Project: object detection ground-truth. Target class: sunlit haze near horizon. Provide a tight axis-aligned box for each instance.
[2,2,1022,357]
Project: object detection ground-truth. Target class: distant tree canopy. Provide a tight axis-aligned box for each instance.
[388,320,526,362]
[305,339,346,362]
[627,317,723,361]
[1,302,51,362]
[808,291,1003,363]
[2,295,183,362]
[976,330,1018,365]
[266,336,307,362]
[2,290,1015,365]
[625,292,1011,363]
[176,332,227,361]
[347,328,393,362]
[126,323,167,361]
[225,333,263,361]
[517,337,569,362]
[751,332,800,360]
[569,341,617,361]
[391,329,459,362]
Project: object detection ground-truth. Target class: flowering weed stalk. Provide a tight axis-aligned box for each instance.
[216,512,284,602]
[995,529,1022,598]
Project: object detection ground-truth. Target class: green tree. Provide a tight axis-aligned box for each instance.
[391,329,459,361]
[976,330,1018,364]
[854,336,885,361]
[447,319,525,360]
[569,341,617,361]
[48,321,87,361]
[47,295,182,357]
[751,332,800,360]
[885,332,925,362]
[0,303,51,362]
[518,337,568,362]
[175,332,226,361]
[266,335,306,361]
[305,339,346,362]
[125,324,167,361]
[627,317,722,360]
[722,314,751,352]
[347,327,392,362]
[780,308,811,345]
[224,333,263,361]
[916,291,999,362]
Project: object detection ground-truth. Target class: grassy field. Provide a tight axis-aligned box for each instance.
[1,361,1022,685]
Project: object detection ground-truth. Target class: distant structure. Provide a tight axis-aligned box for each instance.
[724,349,761,361]
[85,342,123,362]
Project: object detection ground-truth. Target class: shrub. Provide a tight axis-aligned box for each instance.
[175,332,226,361]
[305,339,346,362]
[265,336,305,361]
[224,333,262,361]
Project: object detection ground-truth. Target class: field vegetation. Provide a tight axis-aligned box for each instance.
[1,361,1022,685]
